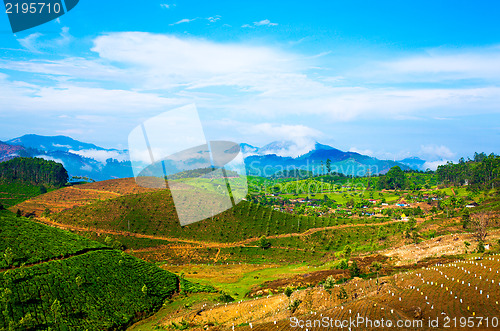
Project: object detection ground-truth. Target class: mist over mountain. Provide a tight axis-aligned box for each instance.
[397,156,427,171]
[3,135,132,181]
[243,141,413,177]
[0,135,425,180]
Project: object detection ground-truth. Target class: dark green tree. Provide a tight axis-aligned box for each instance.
[349,261,361,277]
[259,235,271,249]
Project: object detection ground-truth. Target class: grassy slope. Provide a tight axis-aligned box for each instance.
[51,190,360,243]
[50,185,409,245]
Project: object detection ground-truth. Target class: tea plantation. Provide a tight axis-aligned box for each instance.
[51,190,386,243]
[0,212,180,330]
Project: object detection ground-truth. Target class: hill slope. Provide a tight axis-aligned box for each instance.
[0,211,179,330]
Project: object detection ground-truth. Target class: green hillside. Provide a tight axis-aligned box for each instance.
[0,182,52,209]
[51,190,385,243]
[0,212,180,330]
[0,213,105,269]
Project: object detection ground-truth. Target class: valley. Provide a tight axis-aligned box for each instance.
[0,152,499,330]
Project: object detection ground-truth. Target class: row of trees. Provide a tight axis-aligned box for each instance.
[436,153,500,189]
[0,157,68,187]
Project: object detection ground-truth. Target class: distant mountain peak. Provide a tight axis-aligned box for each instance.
[313,142,335,151]
[8,134,106,152]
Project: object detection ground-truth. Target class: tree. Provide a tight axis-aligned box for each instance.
[385,166,406,189]
[343,245,352,259]
[323,275,336,292]
[288,299,301,313]
[471,212,492,242]
[217,292,234,303]
[0,157,68,187]
[284,287,293,300]
[338,259,349,270]
[104,236,113,247]
[349,261,361,278]
[464,241,470,254]
[39,185,47,194]
[462,209,471,229]
[326,159,332,174]
[477,242,485,253]
[371,262,382,293]
[258,235,271,249]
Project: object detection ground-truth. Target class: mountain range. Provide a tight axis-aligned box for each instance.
[0,135,427,180]
[242,141,415,177]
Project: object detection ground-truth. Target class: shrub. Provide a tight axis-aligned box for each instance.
[288,299,301,313]
[284,287,293,298]
[349,261,361,277]
[323,275,336,291]
[217,292,234,303]
[477,242,485,254]
[337,287,348,301]
[337,259,348,270]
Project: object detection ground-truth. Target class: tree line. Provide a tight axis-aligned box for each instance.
[0,157,68,187]
[436,152,500,189]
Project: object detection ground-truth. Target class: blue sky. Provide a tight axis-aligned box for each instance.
[0,0,499,168]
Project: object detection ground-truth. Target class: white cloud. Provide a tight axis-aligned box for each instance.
[80,164,93,171]
[207,16,221,23]
[253,19,278,27]
[349,147,374,157]
[0,76,185,113]
[423,160,450,171]
[3,33,500,140]
[91,32,301,90]
[18,33,43,53]
[170,18,197,25]
[243,123,322,157]
[56,129,84,135]
[419,144,455,161]
[160,4,171,9]
[358,45,500,84]
[17,27,73,53]
[52,143,72,149]
[37,155,66,167]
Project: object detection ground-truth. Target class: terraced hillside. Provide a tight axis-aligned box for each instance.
[0,215,105,269]
[10,177,158,217]
[0,211,179,330]
[49,189,398,244]
[158,255,500,330]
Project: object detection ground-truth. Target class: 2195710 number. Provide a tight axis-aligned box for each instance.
[5,2,61,14]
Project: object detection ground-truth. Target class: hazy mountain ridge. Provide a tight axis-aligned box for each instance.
[1,135,132,181]
[0,135,425,180]
[242,141,415,177]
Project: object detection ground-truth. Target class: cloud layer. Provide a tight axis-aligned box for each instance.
[2,31,500,158]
